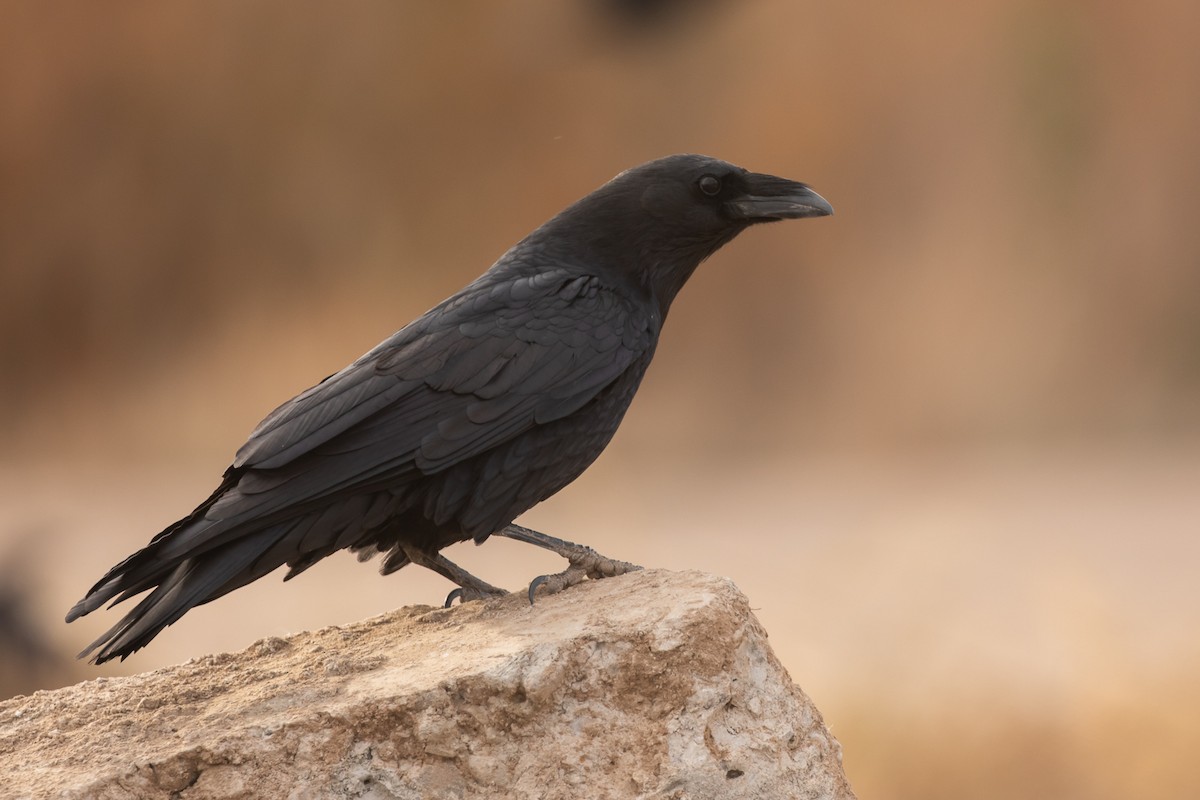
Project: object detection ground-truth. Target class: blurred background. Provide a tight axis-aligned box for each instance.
[2,1,1198,797]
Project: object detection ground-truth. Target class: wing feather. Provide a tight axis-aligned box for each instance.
[168,270,650,554]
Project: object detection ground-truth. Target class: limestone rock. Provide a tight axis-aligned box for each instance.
[0,570,854,799]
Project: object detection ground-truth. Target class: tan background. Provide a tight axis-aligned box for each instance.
[2,2,1198,798]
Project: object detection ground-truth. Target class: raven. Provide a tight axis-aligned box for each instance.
[67,154,832,664]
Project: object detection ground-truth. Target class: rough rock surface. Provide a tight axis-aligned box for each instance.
[0,570,854,799]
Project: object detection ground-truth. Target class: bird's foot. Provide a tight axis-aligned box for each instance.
[493,525,642,604]
[396,544,509,608]
[443,583,508,608]
[526,547,642,604]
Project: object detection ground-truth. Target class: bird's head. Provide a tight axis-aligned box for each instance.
[537,154,832,315]
[629,153,833,228]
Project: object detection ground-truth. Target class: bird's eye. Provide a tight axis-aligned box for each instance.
[698,175,722,196]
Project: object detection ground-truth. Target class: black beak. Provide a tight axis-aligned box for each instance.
[726,173,833,221]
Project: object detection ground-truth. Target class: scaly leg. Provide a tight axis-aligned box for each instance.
[398,543,508,608]
[494,524,642,604]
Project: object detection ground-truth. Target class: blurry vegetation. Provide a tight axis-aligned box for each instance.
[3,1,1199,457]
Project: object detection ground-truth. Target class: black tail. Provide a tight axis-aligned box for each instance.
[65,475,394,663]
[68,526,287,664]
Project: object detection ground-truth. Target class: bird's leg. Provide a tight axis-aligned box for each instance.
[494,524,642,604]
[398,544,509,608]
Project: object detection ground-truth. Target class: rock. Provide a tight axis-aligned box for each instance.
[0,570,854,799]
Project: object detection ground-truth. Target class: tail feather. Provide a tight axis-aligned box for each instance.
[65,551,187,623]
[67,470,410,663]
[77,528,286,664]
[66,473,247,624]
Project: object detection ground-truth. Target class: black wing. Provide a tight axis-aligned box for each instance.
[235,267,652,476]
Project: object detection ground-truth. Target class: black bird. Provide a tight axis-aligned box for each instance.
[67,154,832,664]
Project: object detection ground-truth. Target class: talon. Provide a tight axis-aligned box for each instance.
[444,588,464,608]
[527,575,548,605]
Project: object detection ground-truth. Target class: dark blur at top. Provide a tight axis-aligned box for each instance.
[2,0,1199,462]
[590,0,724,34]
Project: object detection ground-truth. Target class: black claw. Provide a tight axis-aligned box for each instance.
[444,588,464,608]
[527,575,548,605]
